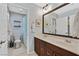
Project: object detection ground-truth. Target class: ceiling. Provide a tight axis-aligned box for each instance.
[35,3,79,16]
[34,3,63,8]
[34,3,47,8]
[54,3,79,15]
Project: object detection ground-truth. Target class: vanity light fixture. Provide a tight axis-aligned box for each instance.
[42,3,53,14]
[42,4,48,13]
[42,4,48,10]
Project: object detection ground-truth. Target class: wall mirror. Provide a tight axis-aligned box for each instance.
[42,3,79,39]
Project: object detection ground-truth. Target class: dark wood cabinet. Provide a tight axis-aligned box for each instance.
[40,40,46,56]
[46,43,54,56]
[34,37,40,55]
[34,37,46,56]
[53,45,77,56]
[46,47,53,56]
[34,37,78,56]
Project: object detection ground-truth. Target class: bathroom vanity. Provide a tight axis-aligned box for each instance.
[34,34,79,56]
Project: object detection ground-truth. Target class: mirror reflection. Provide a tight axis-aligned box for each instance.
[43,3,79,38]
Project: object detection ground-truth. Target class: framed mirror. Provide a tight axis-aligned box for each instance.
[42,3,79,39]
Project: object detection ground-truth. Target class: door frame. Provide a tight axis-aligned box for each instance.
[7,4,30,54]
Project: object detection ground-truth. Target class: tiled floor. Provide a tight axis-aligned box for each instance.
[8,43,37,56]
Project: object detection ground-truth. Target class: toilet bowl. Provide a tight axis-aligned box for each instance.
[14,40,21,49]
[13,33,22,48]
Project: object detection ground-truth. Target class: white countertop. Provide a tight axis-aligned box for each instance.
[35,33,79,55]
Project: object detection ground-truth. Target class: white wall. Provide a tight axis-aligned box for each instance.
[0,3,8,55]
[0,3,8,42]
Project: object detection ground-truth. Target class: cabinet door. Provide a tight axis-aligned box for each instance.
[46,48,53,56]
[34,37,40,55]
[40,40,46,56]
[54,45,77,56]
[46,43,54,56]
[54,52,62,56]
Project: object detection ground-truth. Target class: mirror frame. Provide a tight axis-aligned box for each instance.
[42,3,79,39]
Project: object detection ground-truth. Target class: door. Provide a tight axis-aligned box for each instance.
[22,15,27,47]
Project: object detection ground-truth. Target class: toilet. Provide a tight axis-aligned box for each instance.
[14,40,21,48]
[14,34,21,49]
